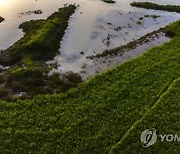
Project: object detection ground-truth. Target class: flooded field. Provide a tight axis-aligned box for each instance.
[0,0,180,77]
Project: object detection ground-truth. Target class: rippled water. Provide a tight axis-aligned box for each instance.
[0,0,180,73]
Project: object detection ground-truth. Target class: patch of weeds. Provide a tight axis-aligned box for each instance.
[136,20,142,25]
[102,0,115,4]
[144,15,160,19]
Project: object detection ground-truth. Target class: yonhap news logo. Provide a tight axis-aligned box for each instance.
[141,128,157,147]
[141,128,180,147]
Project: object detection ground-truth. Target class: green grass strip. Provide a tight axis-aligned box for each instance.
[131,2,180,13]
[0,5,76,65]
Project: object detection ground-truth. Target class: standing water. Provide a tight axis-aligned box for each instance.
[0,0,180,74]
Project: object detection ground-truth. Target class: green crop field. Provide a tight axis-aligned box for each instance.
[0,2,180,154]
[0,19,180,153]
[110,77,180,153]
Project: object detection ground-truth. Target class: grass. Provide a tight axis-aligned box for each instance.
[131,2,180,13]
[110,77,180,153]
[0,18,180,153]
[0,5,76,65]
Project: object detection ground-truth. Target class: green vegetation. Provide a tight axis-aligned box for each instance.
[0,16,4,23]
[0,5,82,100]
[110,77,180,153]
[136,20,142,25]
[131,2,180,13]
[0,5,76,65]
[0,19,180,153]
[102,0,115,4]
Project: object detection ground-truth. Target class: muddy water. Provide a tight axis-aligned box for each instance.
[0,0,180,75]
